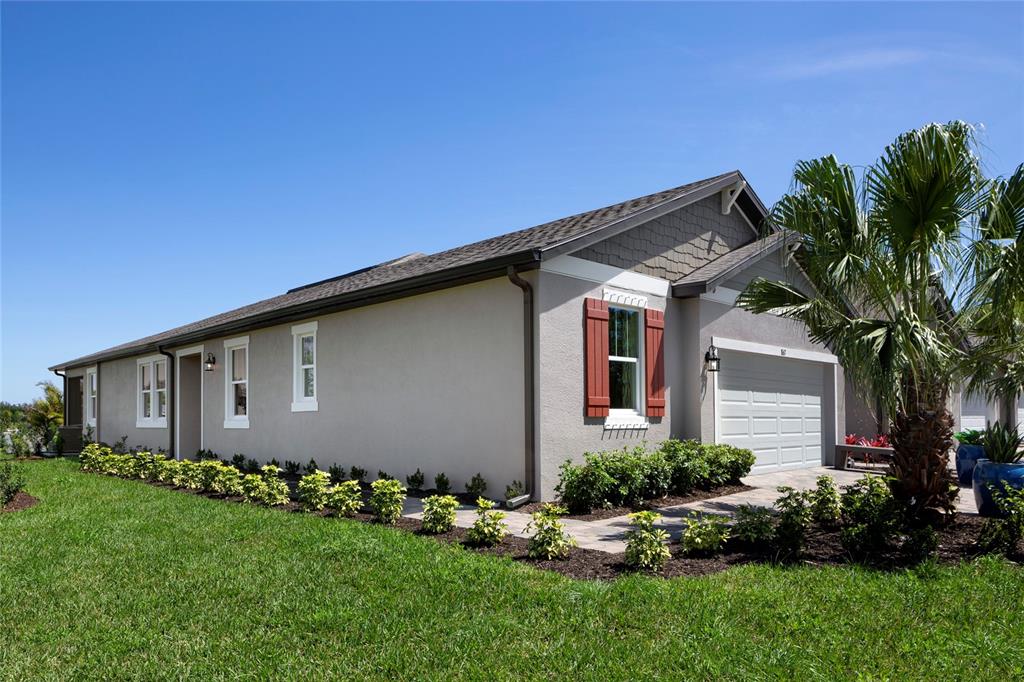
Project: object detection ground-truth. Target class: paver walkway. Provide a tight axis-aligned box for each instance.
[402,465,979,554]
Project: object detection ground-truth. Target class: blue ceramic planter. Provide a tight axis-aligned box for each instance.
[972,459,1024,517]
[955,444,986,486]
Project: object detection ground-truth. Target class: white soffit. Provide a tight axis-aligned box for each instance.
[540,255,670,298]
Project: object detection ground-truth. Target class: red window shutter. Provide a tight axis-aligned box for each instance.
[584,298,610,417]
[645,308,666,417]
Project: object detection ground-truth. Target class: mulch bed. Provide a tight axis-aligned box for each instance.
[104,474,1022,580]
[1,491,39,514]
[518,483,754,521]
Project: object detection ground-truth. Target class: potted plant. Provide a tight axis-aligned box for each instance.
[972,422,1024,517]
[954,428,986,486]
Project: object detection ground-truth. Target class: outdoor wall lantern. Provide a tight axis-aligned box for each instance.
[204,353,217,372]
[704,344,720,372]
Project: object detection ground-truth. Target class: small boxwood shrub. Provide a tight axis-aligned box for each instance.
[680,514,731,555]
[465,497,507,546]
[839,476,899,558]
[284,460,301,477]
[624,510,670,571]
[434,472,451,494]
[245,458,260,474]
[465,472,488,497]
[325,480,362,517]
[349,466,367,483]
[254,465,290,506]
[377,470,393,481]
[809,475,842,526]
[0,461,26,506]
[231,453,246,468]
[369,478,406,525]
[421,494,459,534]
[328,464,345,484]
[241,474,269,504]
[525,504,576,560]
[297,470,331,512]
[304,459,319,475]
[211,464,243,496]
[732,504,774,548]
[406,468,425,490]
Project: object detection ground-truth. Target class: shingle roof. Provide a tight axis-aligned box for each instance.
[671,231,789,296]
[53,171,754,369]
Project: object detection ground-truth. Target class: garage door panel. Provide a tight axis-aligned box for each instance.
[718,350,825,471]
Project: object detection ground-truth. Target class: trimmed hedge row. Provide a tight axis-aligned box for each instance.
[556,440,755,513]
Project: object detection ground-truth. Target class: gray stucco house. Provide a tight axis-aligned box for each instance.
[52,171,873,500]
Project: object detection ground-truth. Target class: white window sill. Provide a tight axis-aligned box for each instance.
[291,401,318,413]
[223,418,250,430]
[136,419,167,429]
[604,416,649,430]
[86,419,96,428]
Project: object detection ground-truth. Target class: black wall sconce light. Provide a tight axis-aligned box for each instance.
[204,353,217,372]
[704,344,720,372]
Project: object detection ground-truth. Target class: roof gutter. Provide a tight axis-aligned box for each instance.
[51,250,543,371]
[506,266,537,500]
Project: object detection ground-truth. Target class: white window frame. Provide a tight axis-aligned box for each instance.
[606,302,646,426]
[223,336,250,429]
[291,321,318,412]
[85,366,98,428]
[136,355,168,429]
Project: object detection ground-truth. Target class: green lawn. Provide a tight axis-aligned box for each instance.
[2,458,1022,680]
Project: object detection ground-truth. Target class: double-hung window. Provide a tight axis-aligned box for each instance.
[224,336,250,428]
[608,306,643,415]
[85,367,98,427]
[136,356,167,428]
[291,321,318,412]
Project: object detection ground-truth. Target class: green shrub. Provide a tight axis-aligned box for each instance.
[350,466,367,483]
[231,453,247,468]
[732,504,774,548]
[211,464,243,496]
[284,460,301,476]
[680,514,731,555]
[525,504,576,560]
[955,428,984,445]
[505,480,525,500]
[304,459,319,475]
[434,472,451,494]
[325,480,362,517]
[328,463,345,484]
[0,461,26,505]
[773,486,812,559]
[699,444,755,486]
[245,458,260,474]
[154,457,179,483]
[297,470,331,512]
[465,497,507,546]
[421,494,459,534]
[624,510,670,571]
[839,476,900,558]
[369,478,406,525]
[197,460,224,492]
[406,468,425,490]
[377,470,393,481]
[465,472,488,497]
[809,475,842,526]
[174,460,202,489]
[258,465,290,506]
[639,450,673,500]
[196,448,219,461]
[977,486,1024,555]
[555,458,613,513]
[241,474,269,504]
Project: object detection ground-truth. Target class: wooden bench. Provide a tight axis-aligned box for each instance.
[835,444,894,470]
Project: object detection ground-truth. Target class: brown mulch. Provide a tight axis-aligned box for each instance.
[518,483,754,521]
[100,473,1021,580]
[1,491,39,514]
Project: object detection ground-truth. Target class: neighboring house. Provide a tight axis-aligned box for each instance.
[52,171,866,500]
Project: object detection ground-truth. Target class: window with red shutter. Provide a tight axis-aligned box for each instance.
[644,309,665,417]
[583,298,610,417]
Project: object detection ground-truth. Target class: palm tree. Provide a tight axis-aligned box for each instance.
[26,381,64,451]
[736,121,997,525]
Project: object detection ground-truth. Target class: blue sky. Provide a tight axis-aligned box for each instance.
[2,1,1022,403]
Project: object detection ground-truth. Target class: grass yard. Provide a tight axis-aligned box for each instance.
[2,458,1022,680]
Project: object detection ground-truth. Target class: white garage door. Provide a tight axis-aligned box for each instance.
[717,350,824,471]
[960,391,989,432]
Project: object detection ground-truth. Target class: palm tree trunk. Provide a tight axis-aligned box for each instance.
[888,378,958,525]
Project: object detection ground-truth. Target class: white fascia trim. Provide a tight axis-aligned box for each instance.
[223,335,250,349]
[223,418,250,429]
[712,336,839,365]
[604,415,650,431]
[291,401,318,412]
[603,288,648,308]
[291,320,318,335]
[540,255,670,298]
[700,286,741,307]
